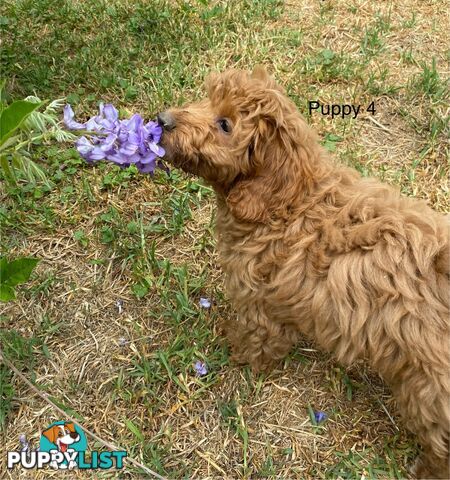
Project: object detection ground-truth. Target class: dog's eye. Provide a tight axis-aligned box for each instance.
[217,118,231,133]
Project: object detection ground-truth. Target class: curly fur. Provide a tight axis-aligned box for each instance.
[160,67,450,479]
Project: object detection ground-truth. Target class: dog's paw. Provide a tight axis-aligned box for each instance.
[230,352,249,366]
[249,357,277,374]
[409,453,449,479]
[409,456,422,479]
[231,350,278,373]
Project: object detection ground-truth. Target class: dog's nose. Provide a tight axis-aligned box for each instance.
[157,111,176,131]
[70,432,78,439]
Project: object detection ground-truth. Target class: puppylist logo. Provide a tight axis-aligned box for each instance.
[7,421,127,471]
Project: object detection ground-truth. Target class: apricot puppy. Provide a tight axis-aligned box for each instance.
[158,67,450,479]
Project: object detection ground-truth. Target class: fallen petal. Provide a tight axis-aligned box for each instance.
[199,297,211,309]
[314,411,327,423]
[194,360,208,376]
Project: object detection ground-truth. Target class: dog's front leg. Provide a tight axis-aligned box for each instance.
[225,303,296,373]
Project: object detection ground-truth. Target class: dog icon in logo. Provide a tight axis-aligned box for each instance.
[41,422,83,469]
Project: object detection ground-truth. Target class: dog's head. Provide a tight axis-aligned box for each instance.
[42,422,80,452]
[159,66,322,223]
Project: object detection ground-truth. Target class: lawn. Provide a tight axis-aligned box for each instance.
[0,0,448,478]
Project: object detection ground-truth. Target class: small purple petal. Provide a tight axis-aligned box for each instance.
[103,104,119,122]
[106,151,131,164]
[127,132,142,147]
[119,142,138,156]
[118,337,128,347]
[146,121,162,139]
[117,129,129,143]
[314,411,327,423]
[194,360,208,377]
[75,136,94,155]
[139,151,157,164]
[135,161,156,174]
[85,117,104,132]
[124,114,143,132]
[199,297,211,309]
[64,104,85,130]
[127,153,143,163]
[99,133,117,152]
[89,147,107,161]
[149,142,165,157]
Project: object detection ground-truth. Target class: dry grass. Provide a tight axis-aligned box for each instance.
[1,0,448,478]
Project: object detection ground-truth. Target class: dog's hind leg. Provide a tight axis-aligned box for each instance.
[391,364,450,480]
[224,302,297,372]
[410,447,449,480]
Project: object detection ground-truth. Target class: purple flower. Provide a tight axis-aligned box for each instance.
[194,360,208,377]
[19,434,29,452]
[199,297,211,309]
[314,411,327,423]
[63,105,85,130]
[64,103,166,174]
[118,337,128,347]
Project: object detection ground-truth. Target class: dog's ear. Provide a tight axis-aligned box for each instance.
[251,66,285,94]
[42,425,58,445]
[226,176,271,223]
[226,119,286,223]
[251,65,269,81]
[227,113,317,223]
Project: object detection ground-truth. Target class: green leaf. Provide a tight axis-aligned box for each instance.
[124,418,145,442]
[131,282,149,298]
[73,230,88,247]
[0,134,20,153]
[322,133,343,153]
[0,100,42,145]
[73,230,84,241]
[307,404,317,425]
[0,79,7,113]
[321,49,335,60]
[0,258,6,279]
[0,155,17,185]
[47,397,85,422]
[66,93,80,104]
[14,153,52,188]
[2,257,39,287]
[42,343,51,359]
[100,226,114,244]
[0,284,15,302]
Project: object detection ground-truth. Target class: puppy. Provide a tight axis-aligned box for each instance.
[158,67,450,479]
[42,422,80,469]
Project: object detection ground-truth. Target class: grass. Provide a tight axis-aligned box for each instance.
[0,0,449,478]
